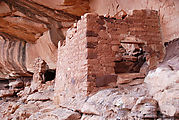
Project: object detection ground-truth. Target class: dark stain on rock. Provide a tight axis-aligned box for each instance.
[21,41,26,69]
[18,41,22,67]
[7,40,16,70]
[10,41,22,71]
[86,31,98,37]
[49,19,65,47]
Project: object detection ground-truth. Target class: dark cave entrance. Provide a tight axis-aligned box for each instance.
[44,69,56,82]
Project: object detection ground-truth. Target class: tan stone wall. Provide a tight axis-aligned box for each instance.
[55,10,163,105]
[55,17,88,104]
[90,0,179,42]
[0,31,57,79]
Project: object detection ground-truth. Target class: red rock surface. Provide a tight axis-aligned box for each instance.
[0,1,78,78]
[31,0,90,16]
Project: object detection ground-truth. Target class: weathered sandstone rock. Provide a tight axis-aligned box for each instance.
[145,67,179,117]
[28,105,81,120]
[145,39,179,117]
[0,1,11,17]
[117,73,145,84]
[31,0,90,16]
[32,57,48,84]
[0,15,47,43]
[0,89,14,98]
[81,115,105,120]
[0,0,79,79]
[0,31,58,79]
[131,97,158,119]
[26,31,58,72]
[0,0,78,43]
[9,78,24,89]
[27,91,53,101]
[80,84,148,119]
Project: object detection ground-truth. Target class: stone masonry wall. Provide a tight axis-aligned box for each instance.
[55,10,164,105]
[54,18,88,104]
[86,10,164,91]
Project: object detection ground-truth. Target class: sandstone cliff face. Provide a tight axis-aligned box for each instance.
[31,0,89,16]
[0,0,79,78]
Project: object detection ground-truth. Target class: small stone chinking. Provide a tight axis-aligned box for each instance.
[0,0,178,119]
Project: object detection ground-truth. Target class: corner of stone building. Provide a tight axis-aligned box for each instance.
[54,9,165,107]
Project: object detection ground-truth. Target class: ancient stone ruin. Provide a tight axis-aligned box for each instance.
[0,0,179,119]
[55,10,164,104]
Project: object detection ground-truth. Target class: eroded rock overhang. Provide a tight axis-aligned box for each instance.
[0,0,88,79]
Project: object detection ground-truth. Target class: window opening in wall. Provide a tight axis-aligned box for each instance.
[114,43,146,74]
[44,69,56,82]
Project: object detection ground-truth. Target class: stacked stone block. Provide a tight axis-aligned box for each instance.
[55,10,164,105]
[54,17,88,104]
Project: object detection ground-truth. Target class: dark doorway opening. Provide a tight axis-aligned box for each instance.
[44,69,56,82]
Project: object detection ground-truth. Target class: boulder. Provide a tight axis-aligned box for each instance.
[80,84,148,119]
[145,39,179,117]
[9,78,24,88]
[117,73,145,84]
[145,66,179,117]
[27,91,53,101]
[131,97,158,119]
[0,89,14,98]
[81,115,105,120]
[28,104,81,120]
